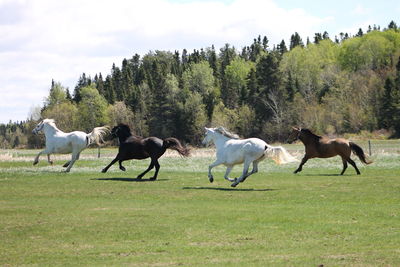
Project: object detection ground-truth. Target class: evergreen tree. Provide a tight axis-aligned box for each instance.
[290,32,304,50]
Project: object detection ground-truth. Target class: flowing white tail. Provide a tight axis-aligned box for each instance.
[87,126,109,146]
[265,145,298,165]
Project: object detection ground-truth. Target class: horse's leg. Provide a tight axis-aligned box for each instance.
[118,160,126,171]
[33,150,44,165]
[137,160,155,179]
[101,157,119,173]
[223,166,235,182]
[241,160,260,183]
[208,160,223,183]
[47,154,53,165]
[150,159,160,180]
[294,155,309,174]
[63,161,71,168]
[347,158,361,175]
[231,160,252,187]
[65,151,80,172]
[340,157,348,175]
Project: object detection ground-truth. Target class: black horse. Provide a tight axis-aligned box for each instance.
[101,124,190,179]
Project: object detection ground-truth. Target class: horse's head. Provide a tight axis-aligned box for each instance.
[111,124,132,139]
[287,127,301,143]
[202,127,215,146]
[32,121,44,134]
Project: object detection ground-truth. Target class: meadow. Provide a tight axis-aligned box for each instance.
[0,141,399,266]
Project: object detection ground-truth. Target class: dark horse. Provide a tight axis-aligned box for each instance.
[101,124,190,179]
[288,127,372,175]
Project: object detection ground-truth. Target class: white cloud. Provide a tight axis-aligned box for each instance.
[0,0,329,123]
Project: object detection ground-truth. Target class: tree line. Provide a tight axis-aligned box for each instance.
[1,21,400,149]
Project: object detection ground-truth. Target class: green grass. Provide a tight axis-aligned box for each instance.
[1,144,400,266]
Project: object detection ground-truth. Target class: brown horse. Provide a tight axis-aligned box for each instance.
[287,127,372,175]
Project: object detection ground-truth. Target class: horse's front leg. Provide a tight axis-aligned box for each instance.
[118,160,126,171]
[208,160,223,183]
[294,155,309,174]
[101,157,119,173]
[33,150,45,165]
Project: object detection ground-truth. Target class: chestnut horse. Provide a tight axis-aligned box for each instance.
[288,127,372,175]
[101,124,190,179]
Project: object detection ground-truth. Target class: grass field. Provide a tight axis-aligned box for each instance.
[1,141,399,266]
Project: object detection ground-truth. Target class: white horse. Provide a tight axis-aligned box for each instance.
[32,119,108,172]
[202,127,297,187]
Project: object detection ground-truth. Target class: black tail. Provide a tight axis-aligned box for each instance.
[163,137,190,157]
[350,142,372,164]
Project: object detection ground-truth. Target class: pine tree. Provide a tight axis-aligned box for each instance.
[290,32,304,50]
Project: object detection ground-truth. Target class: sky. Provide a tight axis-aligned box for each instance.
[0,0,399,123]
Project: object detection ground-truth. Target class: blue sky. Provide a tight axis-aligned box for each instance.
[0,0,399,123]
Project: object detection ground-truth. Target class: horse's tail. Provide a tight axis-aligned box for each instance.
[86,126,109,146]
[349,142,372,164]
[163,137,190,157]
[264,145,298,165]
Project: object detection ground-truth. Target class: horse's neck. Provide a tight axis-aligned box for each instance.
[299,135,320,146]
[118,133,136,143]
[213,134,230,149]
[43,124,62,136]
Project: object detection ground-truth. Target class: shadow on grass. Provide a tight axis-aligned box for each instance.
[92,177,169,182]
[296,173,351,176]
[182,186,276,192]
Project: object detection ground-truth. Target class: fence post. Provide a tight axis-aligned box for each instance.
[368,140,371,156]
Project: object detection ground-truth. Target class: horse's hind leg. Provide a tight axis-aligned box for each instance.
[223,166,235,182]
[340,157,348,175]
[137,159,155,179]
[47,154,53,165]
[241,159,261,183]
[347,158,361,175]
[231,160,252,187]
[63,161,71,168]
[65,152,81,172]
[150,159,161,180]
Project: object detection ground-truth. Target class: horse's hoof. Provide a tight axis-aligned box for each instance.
[149,177,156,181]
[120,166,126,171]
[231,182,238,187]
[101,169,107,173]
[209,177,214,183]
[33,161,38,166]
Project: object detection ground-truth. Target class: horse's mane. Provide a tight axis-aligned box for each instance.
[42,118,56,125]
[117,123,141,138]
[215,127,240,139]
[301,128,322,139]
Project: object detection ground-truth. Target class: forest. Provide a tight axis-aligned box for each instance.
[1,21,400,148]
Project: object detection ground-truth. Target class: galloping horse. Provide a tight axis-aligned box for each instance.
[202,127,297,187]
[287,127,372,175]
[32,119,108,172]
[101,124,190,179]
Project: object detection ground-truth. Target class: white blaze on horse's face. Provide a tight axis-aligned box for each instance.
[32,121,44,134]
[202,128,214,146]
